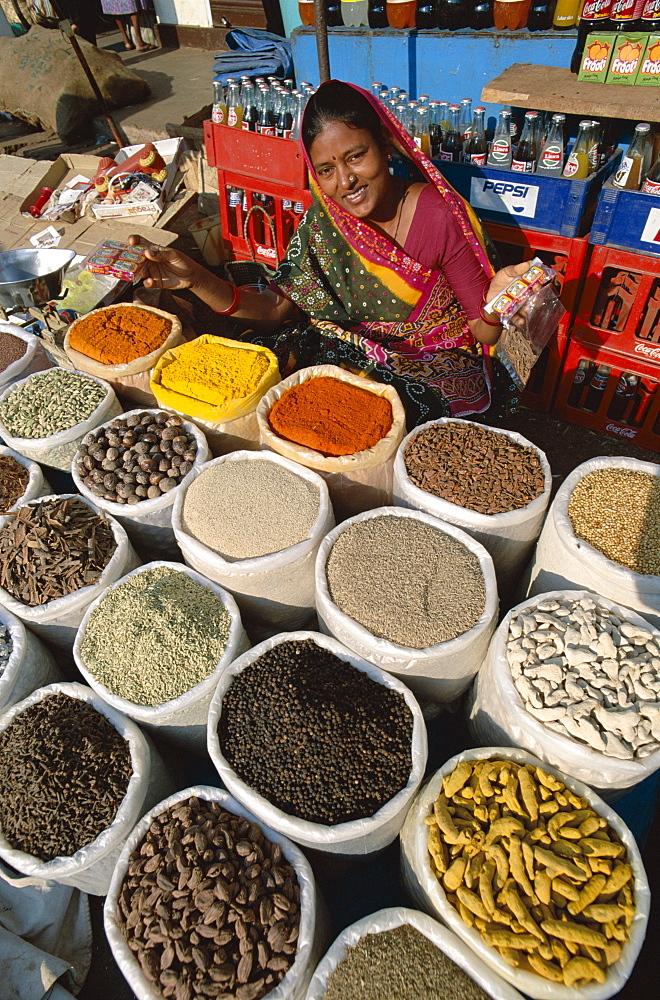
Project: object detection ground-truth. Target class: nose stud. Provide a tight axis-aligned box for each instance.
[348,173,358,185]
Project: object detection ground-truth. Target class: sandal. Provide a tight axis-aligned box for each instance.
[135,43,155,51]
[123,41,135,50]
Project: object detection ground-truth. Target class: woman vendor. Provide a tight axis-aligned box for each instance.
[132,80,529,424]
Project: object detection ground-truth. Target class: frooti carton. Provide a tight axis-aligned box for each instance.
[578,32,615,82]
[636,34,660,85]
[605,33,646,84]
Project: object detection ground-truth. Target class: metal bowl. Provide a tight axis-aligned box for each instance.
[0,248,77,311]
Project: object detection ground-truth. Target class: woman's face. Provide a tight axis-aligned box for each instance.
[309,121,392,221]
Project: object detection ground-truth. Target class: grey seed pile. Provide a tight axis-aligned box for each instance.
[326,515,486,648]
[0,368,106,438]
[118,795,301,1000]
[218,639,413,825]
[0,693,133,861]
[80,567,232,706]
[182,459,320,560]
[404,422,545,515]
[76,411,198,505]
[321,924,491,1000]
[0,623,12,676]
[568,468,660,575]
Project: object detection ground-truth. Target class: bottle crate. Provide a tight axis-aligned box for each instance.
[552,334,660,451]
[204,120,308,188]
[591,180,660,259]
[573,242,660,361]
[484,222,590,411]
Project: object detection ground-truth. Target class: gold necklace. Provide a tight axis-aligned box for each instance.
[392,186,410,245]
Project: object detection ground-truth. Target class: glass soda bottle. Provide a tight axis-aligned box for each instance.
[459,98,473,145]
[612,123,651,189]
[511,112,537,172]
[413,106,431,156]
[387,0,418,25]
[587,120,602,174]
[537,113,565,176]
[439,105,463,162]
[257,88,275,136]
[472,0,495,25]
[639,0,660,30]
[342,0,370,24]
[642,153,660,195]
[212,81,226,125]
[226,81,243,129]
[428,100,443,156]
[609,0,639,30]
[290,91,306,141]
[527,0,553,27]
[562,120,592,178]
[416,0,440,25]
[464,107,487,165]
[371,81,386,98]
[326,0,344,23]
[369,0,390,22]
[277,93,294,139]
[241,83,257,132]
[487,109,513,169]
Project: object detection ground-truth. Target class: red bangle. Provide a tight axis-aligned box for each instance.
[213,283,241,315]
[479,290,502,327]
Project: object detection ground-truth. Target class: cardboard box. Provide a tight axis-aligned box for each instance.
[90,137,186,222]
[636,33,660,85]
[606,33,647,84]
[18,153,100,217]
[578,32,616,82]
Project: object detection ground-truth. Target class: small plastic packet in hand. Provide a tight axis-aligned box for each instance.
[81,239,146,282]
[487,258,567,390]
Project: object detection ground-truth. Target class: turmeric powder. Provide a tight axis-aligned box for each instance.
[68,305,171,365]
[159,339,271,405]
[269,377,393,457]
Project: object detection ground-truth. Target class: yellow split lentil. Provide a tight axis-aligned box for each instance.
[159,341,271,406]
[567,467,660,575]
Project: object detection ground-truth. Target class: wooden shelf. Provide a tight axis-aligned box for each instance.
[481,63,660,121]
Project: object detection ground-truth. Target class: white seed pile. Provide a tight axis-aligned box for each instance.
[568,468,660,575]
[508,595,660,760]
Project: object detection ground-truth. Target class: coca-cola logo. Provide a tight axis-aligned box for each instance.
[605,423,637,438]
[584,56,608,72]
[583,0,613,14]
[611,0,636,14]
[256,244,278,261]
[635,342,660,358]
[611,57,639,73]
[643,0,660,15]
[641,58,660,74]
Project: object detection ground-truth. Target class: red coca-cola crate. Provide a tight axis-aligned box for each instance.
[573,243,660,360]
[204,121,308,188]
[552,334,660,452]
[484,223,590,412]
[215,167,312,269]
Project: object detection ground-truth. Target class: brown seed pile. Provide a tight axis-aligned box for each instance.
[76,411,198,505]
[404,422,546,515]
[117,795,301,1000]
[0,331,27,373]
[0,455,30,513]
[0,496,117,606]
[568,468,660,575]
[0,693,133,861]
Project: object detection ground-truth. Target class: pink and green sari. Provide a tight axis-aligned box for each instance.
[247,82,508,425]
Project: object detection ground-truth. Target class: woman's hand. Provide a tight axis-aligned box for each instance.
[128,236,211,293]
[485,260,532,304]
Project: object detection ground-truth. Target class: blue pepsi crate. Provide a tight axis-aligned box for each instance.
[591,181,660,259]
[429,152,621,238]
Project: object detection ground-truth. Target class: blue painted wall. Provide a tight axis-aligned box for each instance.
[290,28,576,121]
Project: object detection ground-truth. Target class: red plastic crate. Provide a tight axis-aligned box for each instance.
[484,223,589,412]
[215,168,312,269]
[204,121,308,188]
[573,243,660,361]
[552,334,660,451]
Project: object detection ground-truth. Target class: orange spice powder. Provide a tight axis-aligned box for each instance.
[268,377,393,457]
[69,306,172,365]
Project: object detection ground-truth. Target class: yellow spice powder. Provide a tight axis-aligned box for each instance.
[160,343,271,405]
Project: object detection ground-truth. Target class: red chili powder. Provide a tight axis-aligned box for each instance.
[268,377,393,457]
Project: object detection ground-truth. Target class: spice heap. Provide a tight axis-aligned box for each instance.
[68,305,172,366]
[426,757,634,988]
[218,638,413,825]
[325,515,486,648]
[0,455,30,513]
[0,496,117,607]
[0,693,132,861]
[404,422,546,515]
[321,924,491,1000]
[118,795,301,1000]
[76,411,198,505]
[81,567,232,706]
[0,369,107,439]
[0,623,12,676]
[159,339,271,406]
[568,468,660,575]
[268,377,393,457]
[0,331,27,373]
[182,459,320,560]
[507,595,660,760]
